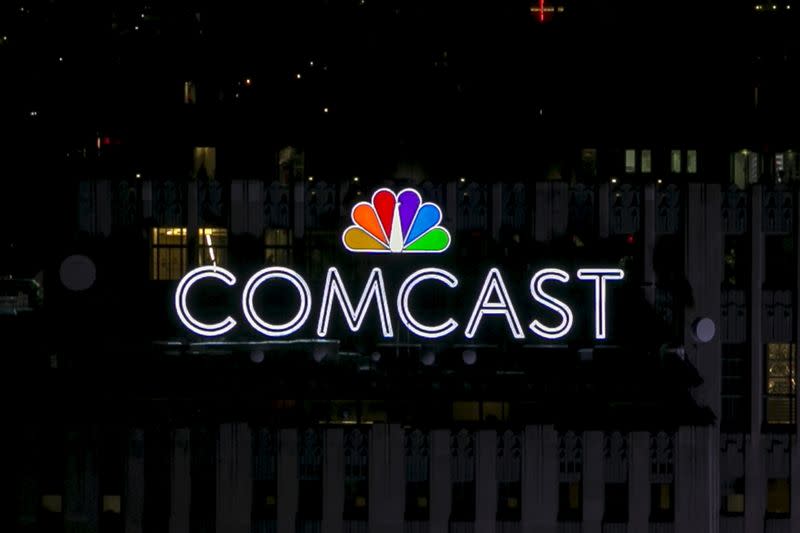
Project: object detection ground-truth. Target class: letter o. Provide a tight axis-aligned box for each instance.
[242,267,312,337]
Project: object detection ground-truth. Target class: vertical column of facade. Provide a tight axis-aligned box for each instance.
[168,428,191,533]
[124,429,145,533]
[246,179,265,236]
[229,179,246,234]
[522,424,557,533]
[446,181,458,230]
[141,180,153,220]
[16,425,39,532]
[642,183,657,306]
[96,179,112,236]
[491,183,503,241]
[475,429,497,533]
[64,427,99,533]
[369,424,404,533]
[597,182,610,239]
[187,180,198,241]
[277,429,298,533]
[534,182,552,243]
[793,188,800,531]
[678,183,721,533]
[551,181,569,239]
[323,428,344,533]
[293,181,305,239]
[628,431,649,532]
[676,426,716,533]
[746,184,766,532]
[429,429,452,533]
[582,431,604,533]
[215,423,252,533]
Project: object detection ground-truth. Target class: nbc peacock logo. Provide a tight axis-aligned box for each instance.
[342,188,451,253]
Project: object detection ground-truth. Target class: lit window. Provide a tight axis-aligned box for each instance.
[687,150,697,174]
[722,477,744,515]
[264,229,293,266]
[624,150,636,173]
[150,228,187,280]
[452,401,480,422]
[193,147,216,179]
[671,150,682,173]
[184,81,196,104]
[766,478,790,515]
[102,495,121,514]
[640,150,652,174]
[765,343,796,424]
[197,228,228,268]
[41,495,63,513]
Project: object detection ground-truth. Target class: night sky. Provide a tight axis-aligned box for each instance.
[0,0,798,274]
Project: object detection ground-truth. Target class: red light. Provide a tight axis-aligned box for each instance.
[102,136,112,146]
[539,0,545,21]
[626,234,635,245]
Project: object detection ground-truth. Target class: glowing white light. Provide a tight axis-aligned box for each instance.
[576,268,625,340]
[175,266,237,337]
[464,268,525,339]
[317,267,394,338]
[242,267,312,337]
[205,233,216,266]
[397,268,459,338]
[529,268,574,339]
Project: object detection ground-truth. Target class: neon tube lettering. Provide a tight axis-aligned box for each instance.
[464,268,525,339]
[576,268,625,340]
[242,267,312,337]
[317,267,394,337]
[175,266,237,337]
[397,268,459,338]
[529,268,574,339]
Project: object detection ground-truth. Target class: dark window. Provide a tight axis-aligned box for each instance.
[405,481,430,521]
[723,236,748,287]
[451,481,476,521]
[604,482,629,523]
[252,480,277,520]
[343,479,368,520]
[297,480,323,520]
[497,481,522,521]
[558,481,582,521]
[721,344,750,429]
[766,478,790,516]
[765,235,795,289]
[650,483,674,522]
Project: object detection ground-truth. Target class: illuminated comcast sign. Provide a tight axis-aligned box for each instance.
[175,188,624,341]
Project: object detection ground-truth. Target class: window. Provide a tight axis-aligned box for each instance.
[193,147,216,179]
[640,150,652,174]
[558,481,582,521]
[184,81,196,104]
[150,228,228,280]
[198,228,228,268]
[732,151,760,187]
[624,150,636,173]
[265,229,292,266]
[723,236,748,287]
[650,482,674,522]
[452,481,476,521]
[722,344,749,429]
[687,150,698,174]
[765,343,796,425]
[766,478,790,515]
[721,477,744,515]
[765,236,795,289]
[150,228,187,280]
[497,481,522,521]
[252,480,277,521]
[453,401,480,422]
[670,150,682,173]
[604,482,628,523]
[405,481,430,520]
